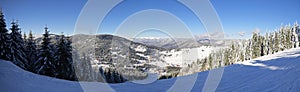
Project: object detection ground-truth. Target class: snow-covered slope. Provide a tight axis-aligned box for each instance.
[1,48,300,92]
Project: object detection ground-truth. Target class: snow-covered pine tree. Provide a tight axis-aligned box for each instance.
[56,34,67,79]
[224,49,230,66]
[245,39,251,60]
[0,10,11,61]
[230,43,236,64]
[34,27,56,77]
[208,54,213,69]
[105,68,112,83]
[274,32,280,52]
[279,27,285,51]
[65,36,76,80]
[291,22,299,48]
[264,33,270,55]
[25,31,38,72]
[285,25,292,49]
[9,22,28,70]
[97,67,106,82]
[200,58,207,71]
[251,32,260,58]
[269,33,274,54]
[23,32,27,44]
[259,35,264,56]
[113,70,121,83]
[56,34,75,80]
[109,69,116,83]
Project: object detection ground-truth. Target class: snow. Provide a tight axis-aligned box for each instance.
[1,48,300,92]
[136,53,148,59]
[160,46,213,67]
[134,45,147,52]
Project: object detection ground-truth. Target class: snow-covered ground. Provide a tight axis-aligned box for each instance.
[160,46,213,67]
[1,48,300,92]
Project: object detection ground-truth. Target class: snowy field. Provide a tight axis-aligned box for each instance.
[159,46,213,67]
[1,48,300,92]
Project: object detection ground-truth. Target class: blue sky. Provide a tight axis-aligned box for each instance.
[1,0,300,39]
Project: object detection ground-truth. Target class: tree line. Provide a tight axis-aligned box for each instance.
[182,22,300,75]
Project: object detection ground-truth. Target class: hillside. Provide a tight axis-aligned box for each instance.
[1,48,300,92]
[35,34,214,80]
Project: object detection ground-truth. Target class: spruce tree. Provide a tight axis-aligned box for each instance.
[34,27,56,77]
[208,54,213,69]
[269,33,274,54]
[245,40,251,60]
[200,58,207,71]
[66,36,76,80]
[279,27,285,51]
[274,32,280,52]
[0,10,11,61]
[56,34,74,80]
[230,44,235,63]
[285,26,292,49]
[56,34,66,79]
[292,22,299,48]
[25,31,38,72]
[259,36,264,56]
[251,32,260,58]
[224,49,230,66]
[23,32,27,44]
[264,33,269,55]
[9,22,28,69]
[113,70,121,83]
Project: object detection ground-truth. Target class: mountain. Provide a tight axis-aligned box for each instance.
[1,47,300,92]
[132,37,246,49]
[132,37,204,49]
[35,34,214,80]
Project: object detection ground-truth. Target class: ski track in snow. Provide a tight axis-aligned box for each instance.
[1,48,300,92]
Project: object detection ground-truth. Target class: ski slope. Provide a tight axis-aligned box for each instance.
[1,48,300,92]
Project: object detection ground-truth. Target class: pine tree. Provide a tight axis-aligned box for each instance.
[208,54,213,69]
[34,27,56,77]
[285,25,292,49]
[230,44,236,63]
[109,69,115,83]
[97,67,106,82]
[105,69,112,83]
[259,36,264,56]
[25,31,38,72]
[245,40,251,60]
[251,32,260,58]
[269,33,274,54]
[264,33,269,55]
[224,49,230,66]
[279,27,285,51]
[274,32,280,52]
[9,22,28,69]
[113,70,121,83]
[292,22,299,48]
[56,34,74,80]
[0,10,11,61]
[66,36,76,80]
[23,32,27,44]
